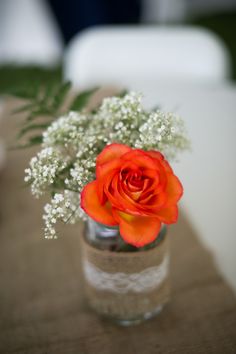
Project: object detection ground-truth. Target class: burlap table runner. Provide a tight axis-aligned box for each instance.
[0,98,236,353]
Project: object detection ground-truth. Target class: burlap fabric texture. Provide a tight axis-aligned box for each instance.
[81,232,170,322]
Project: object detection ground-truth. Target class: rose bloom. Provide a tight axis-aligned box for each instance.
[81,144,183,247]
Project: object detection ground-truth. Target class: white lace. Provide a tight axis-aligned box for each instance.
[83,255,169,294]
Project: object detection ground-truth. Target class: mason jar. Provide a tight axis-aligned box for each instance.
[81,218,170,326]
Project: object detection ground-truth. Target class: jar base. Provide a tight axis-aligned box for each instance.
[104,304,164,326]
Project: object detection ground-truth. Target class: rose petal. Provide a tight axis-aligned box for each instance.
[110,175,166,217]
[103,173,126,210]
[97,143,131,166]
[165,173,183,206]
[96,144,132,182]
[147,150,164,161]
[113,210,161,247]
[121,150,158,170]
[157,205,178,224]
[81,181,118,226]
[115,180,147,214]
[139,190,167,209]
[147,151,173,173]
[96,158,121,180]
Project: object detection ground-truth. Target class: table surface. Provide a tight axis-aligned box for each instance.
[0,96,236,354]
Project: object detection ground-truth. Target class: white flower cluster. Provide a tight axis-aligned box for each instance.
[25,92,189,238]
[43,111,89,152]
[94,92,189,159]
[94,92,145,146]
[43,191,86,239]
[24,147,68,197]
[136,110,189,160]
[65,159,95,192]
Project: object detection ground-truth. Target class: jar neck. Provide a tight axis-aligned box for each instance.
[85,217,167,252]
[87,218,119,239]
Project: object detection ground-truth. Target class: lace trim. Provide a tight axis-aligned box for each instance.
[83,255,169,294]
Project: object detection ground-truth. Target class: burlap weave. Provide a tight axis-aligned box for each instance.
[81,233,170,321]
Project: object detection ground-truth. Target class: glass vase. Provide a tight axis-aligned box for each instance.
[81,218,170,326]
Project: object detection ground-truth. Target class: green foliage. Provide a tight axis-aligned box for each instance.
[27,135,44,146]
[9,78,99,148]
[50,81,71,112]
[70,87,98,111]
[14,80,72,121]
[0,65,62,95]
[12,135,43,150]
[17,123,51,139]
[117,89,128,98]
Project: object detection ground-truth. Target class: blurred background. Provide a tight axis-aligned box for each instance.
[0,0,236,89]
[0,0,236,294]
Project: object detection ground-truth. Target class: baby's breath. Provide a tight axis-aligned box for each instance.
[43,191,87,239]
[25,147,69,197]
[136,110,190,160]
[43,111,89,152]
[25,92,189,238]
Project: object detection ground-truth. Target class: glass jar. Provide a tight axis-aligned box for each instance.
[81,218,170,326]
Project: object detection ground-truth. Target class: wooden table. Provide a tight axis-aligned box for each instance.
[0,99,236,354]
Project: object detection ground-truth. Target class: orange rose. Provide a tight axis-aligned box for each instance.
[81,143,183,247]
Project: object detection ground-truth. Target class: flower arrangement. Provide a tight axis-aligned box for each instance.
[22,89,189,247]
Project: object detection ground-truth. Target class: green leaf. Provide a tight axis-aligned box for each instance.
[9,135,43,150]
[51,81,71,111]
[26,108,52,121]
[151,105,161,111]
[117,89,128,98]
[5,84,39,100]
[39,81,56,106]
[12,102,38,114]
[18,123,50,138]
[51,191,56,198]
[28,135,43,145]
[70,87,98,111]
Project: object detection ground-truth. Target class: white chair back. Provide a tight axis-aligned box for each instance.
[64,26,230,89]
[0,0,63,67]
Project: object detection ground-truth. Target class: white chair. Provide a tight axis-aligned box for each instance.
[0,0,63,67]
[64,26,231,89]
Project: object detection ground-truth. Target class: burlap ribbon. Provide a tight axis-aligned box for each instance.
[81,233,170,321]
